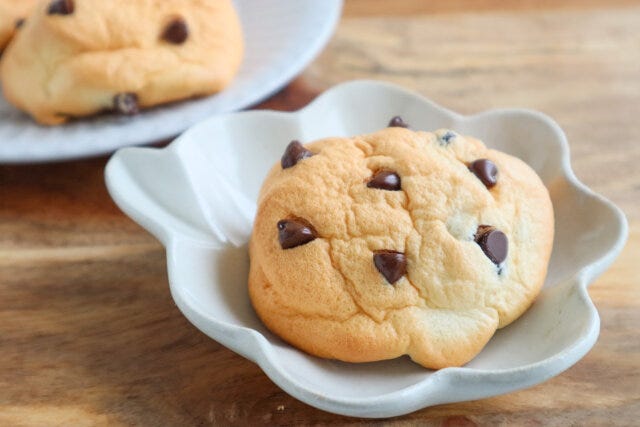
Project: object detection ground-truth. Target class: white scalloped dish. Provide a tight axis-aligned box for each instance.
[105,80,627,418]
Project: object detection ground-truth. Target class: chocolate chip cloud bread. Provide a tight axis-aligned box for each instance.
[0,0,243,125]
[249,117,554,369]
[0,0,37,51]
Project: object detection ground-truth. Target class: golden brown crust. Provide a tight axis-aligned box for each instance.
[249,128,554,369]
[0,0,37,51]
[0,0,243,125]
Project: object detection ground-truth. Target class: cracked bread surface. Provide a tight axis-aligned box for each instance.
[0,0,243,125]
[249,127,554,369]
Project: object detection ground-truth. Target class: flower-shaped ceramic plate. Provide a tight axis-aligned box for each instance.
[0,0,342,163]
[105,80,627,418]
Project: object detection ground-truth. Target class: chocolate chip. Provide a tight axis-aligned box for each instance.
[281,140,314,169]
[469,159,498,188]
[388,116,409,128]
[367,170,401,191]
[277,219,317,249]
[373,250,407,284]
[47,0,74,15]
[113,93,139,115]
[474,225,508,265]
[162,18,189,44]
[15,18,25,29]
[439,131,456,145]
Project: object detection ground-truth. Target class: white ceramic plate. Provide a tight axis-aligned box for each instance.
[105,80,628,418]
[0,0,342,163]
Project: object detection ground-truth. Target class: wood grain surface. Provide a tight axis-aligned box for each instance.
[1,1,638,425]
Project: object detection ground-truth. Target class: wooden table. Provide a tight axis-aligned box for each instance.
[1,1,638,425]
